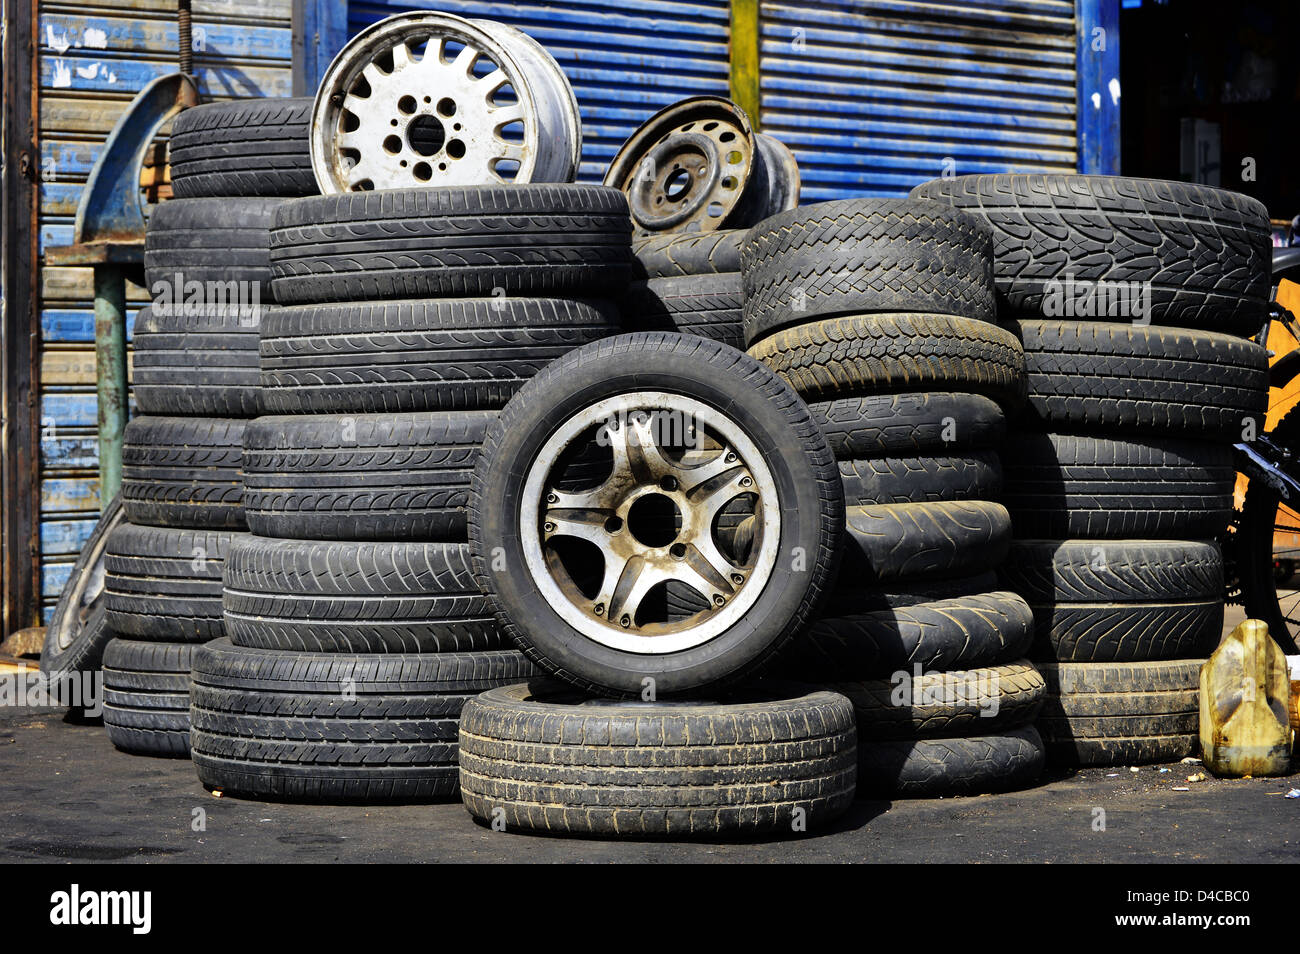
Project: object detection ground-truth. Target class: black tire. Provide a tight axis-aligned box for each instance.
[839,451,1001,506]
[40,494,124,686]
[856,725,1046,797]
[748,313,1025,408]
[909,174,1272,336]
[241,411,491,540]
[810,392,1005,459]
[839,500,1012,587]
[825,571,1001,617]
[458,681,857,837]
[1013,320,1268,440]
[132,304,261,417]
[258,298,620,414]
[269,186,632,305]
[631,229,744,278]
[104,524,231,642]
[784,590,1035,679]
[169,97,315,199]
[1037,659,1201,766]
[189,639,535,802]
[740,198,995,344]
[144,197,280,299]
[470,333,844,697]
[121,416,245,529]
[835,659,1046,740]
[1000,539,1224,662]
[102,639,195,758]
[1001,434,1235,539]
[619,275,744,350]
[223,537,505,653]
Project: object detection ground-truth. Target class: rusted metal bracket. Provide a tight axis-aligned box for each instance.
[45,71,198,502]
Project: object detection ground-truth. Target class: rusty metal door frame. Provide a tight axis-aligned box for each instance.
[2,0,42,637]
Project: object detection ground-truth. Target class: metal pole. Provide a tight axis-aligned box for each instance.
[93,265,128,502]
[178,0,193,75]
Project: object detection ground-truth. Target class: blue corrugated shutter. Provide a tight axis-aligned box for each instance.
[346,0,732,182]
[760,0,1078,201]
[37,0,294,619]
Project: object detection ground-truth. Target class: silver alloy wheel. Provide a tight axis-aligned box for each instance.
[310,12,581,192]
[518,392,780,655]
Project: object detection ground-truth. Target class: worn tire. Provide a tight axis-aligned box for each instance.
[810,392,1005,459]
[259,297,620,413]
[631,229,743,278]
[102,639,195,757]
[104,524,232,642]
[241,411,492,540]
[909,174,1272,335]
[223,537,505,653]
[839,451,1001,506]
[740,198,995,344]
[1000,539,1224,662]
[170,97,315,198]
[835,659,1046,740]
[856,725,1045,797]
[1037,659,1202,766]
[458,681,857,837]
[749,313,1025,408]
[133,304,261,417]
[121,416,245,529]
[619,274,744,350]
[144,197,280,298]
[784,590,1035,679]
[838,500,1012,587]
[1001,434,1235,539]
[189,639,535,802]
[1013,320,1268,439]
[470,333,844,697]
[269,186,632,305]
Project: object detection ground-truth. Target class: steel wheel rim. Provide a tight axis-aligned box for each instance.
[311,12,581,192]
[519,391,781,654]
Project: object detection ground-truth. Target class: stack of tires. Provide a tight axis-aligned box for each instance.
[621,230,746,350]
[911,174,1273,766]
[187,183,632,801]
[99,98,312,757]
[740,198,1048,796]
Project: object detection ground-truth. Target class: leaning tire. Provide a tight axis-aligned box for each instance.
[269,186,632,305]
[132,304,261,417]
[223,537,505,653]
[104,524,232,642]
[102,639,195,758]
[189,639,535,802]
[458,681,857,837]
[909,174,1272,336]
[144,197,280,299]
[740,198,995,344]
[470,332,844,697]
[258,298,620,413]
[856,725,1046,797]
[1001,434,1235,539]
[1012,320,1268,440]
[748,313,1025,408]
[1000,539,1224,662]
[241,411,493,540]
[1037,660,1201,766]
[169,97,316,199]
[121,416,245,529]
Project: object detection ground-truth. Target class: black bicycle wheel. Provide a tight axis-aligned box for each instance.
[1240,402,1300,653]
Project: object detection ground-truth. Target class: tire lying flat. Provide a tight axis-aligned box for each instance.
[104,524,233,642]
[189,639,535,803]
[169,97,316,199]
[909,174,1272,336]
[121,416,246,530]
[133,304,261,417]
[102,639,196,758]
[837,500,1013,587]
[856,725,1046,798]
[144,197,281,301]
[458,682,857,837]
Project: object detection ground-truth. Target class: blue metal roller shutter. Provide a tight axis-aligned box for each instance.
[760,0,1078,201]
[346,0,732,182]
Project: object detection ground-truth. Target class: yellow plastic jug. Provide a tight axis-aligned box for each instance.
[1200,619,1293,777]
